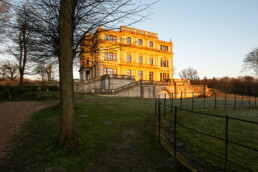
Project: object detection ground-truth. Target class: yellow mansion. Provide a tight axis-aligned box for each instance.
[80,26,173,81]
[77,26,210,98]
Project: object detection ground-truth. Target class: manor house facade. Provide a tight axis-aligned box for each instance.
[75,26,210,98]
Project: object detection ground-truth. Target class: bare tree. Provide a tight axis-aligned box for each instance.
[242,48,258,75]
[179,68,200,83]
[34,61,56,81]
[0,59,7,80]
[7,1,40,85]
[0,0,10,43]
[25,0,156,148]
[5,60,18,81]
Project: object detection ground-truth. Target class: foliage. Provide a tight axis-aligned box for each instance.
[0,85,59,100]
[198,76,258,96]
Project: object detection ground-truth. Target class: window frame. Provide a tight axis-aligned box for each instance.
[149,58,153,65]
[149,41,153,47]
[127,55,131,63]
[138,56,142,64]
[127,37,131,43]
[138,71,143,80]
[127,70,131,76]
[138,39,143,45]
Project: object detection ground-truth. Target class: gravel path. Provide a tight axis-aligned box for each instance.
[0,101,55,156]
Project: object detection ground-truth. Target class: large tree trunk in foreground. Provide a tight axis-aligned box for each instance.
[59,0,81,148]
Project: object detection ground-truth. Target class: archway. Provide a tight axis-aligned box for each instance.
[159,89,170,99]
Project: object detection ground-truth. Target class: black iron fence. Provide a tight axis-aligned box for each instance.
[155,94,258,171]
[166,92,257,110]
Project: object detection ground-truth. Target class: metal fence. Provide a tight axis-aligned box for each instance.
[155,94,258,171]
[167,92,257,110]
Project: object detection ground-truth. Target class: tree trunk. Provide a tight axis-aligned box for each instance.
[58,0,81,148]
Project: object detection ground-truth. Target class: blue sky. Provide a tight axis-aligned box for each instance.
[132,0,258,79]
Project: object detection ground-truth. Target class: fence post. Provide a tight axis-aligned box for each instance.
[204,92,206,109]
[174,106,177,159]
[155,97,157,126]
[225,92,227,109]
[171,93,174,108]
[180,92,182,110]
[235,92,237,108]
[249,93,250,108]
[241,93,243,107]
[164,93,166,116]
[224,115,229,171]
[192,92,194,110]
[158,100,161,141]
[215,92,217,108]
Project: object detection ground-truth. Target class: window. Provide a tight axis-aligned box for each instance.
[127,70,131,76]
[160,45,168,51]
[160,45,162,50]
[104,68,107,74]
[149,72,153,81]
[138,39,143,45]
[149,58,153,65]
[105,34,108,40]
[160,60,163,66]
[163,73,166,80]
[160,73,162,81]
[108,68,113,74]
[114,36,117,42]
[127,55,131,62]
[167,73,169,79]
[163,60,166,67]
[114,69,117,74]
[166,60,169,67]
[138,56,142,64]
[109,35,113,41]
[149,41,153,47]
[105,52,108,60]
[127,37,131,43]
[114,53,117,61]
[109,53,113,61]
[138,71,143,80]
[87,60,89,64]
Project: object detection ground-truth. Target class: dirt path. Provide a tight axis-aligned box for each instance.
[0,101,56,156]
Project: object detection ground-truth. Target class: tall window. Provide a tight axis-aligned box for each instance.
[114,36,117,42]
[114,53,117,61]
[138,39,143,45]
[167,73,169,79]
[149,72,153,81]
[105,52,108,60]
[104,68,107,74]
[138,71,143,80]
[149,58,153,65]
[105,34,108,40]
[114,69,117,74]
[127,37,131,43]
[109,35,113,41]
[127,55,131,62]
[127,70,131,76]
[160,60,163,66]
[138,56,142,64]
[160,73,162,81]
[149,41,153,47]
[109,53,113,61]
[163,60,166,67]
[108,68,113,74]
[163,73,166,80]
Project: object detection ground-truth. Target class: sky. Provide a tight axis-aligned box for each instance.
[130,0,258,79]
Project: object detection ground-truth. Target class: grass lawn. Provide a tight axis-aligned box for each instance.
[159,98,258,171]
[0,95,188,171]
